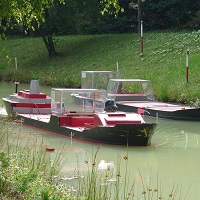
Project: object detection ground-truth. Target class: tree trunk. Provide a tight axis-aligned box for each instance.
[39,8,58,57]
[40,28,57,57]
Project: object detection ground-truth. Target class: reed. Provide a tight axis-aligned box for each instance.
[54,147,192,200]
[0,119,67,199]
[0,119,192,199]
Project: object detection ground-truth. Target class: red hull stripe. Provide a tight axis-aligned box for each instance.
[11,103,51,108]
[18,91,47,99]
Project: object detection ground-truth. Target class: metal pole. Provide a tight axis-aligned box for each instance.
[138,0,142,33]
[92,73,94,89]
[186,49,189,83]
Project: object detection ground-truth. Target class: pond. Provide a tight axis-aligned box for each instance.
[0,81,200,199]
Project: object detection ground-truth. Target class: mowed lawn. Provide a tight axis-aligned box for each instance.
[0,31,200,103]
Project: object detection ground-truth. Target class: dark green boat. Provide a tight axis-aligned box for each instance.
[2,80,157,146]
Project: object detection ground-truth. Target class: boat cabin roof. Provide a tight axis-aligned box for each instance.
[51,88,99,92]
[106,79,155,101]
[81,70,119,90]
[82,70,118,74]
[109,79,151,83]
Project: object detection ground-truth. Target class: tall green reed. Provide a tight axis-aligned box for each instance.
[0,118,192,199]
[0,119,68,199]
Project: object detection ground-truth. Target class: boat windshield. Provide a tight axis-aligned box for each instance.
[51,88,107,114]
[106,79,155,101]
[81,71,119,90]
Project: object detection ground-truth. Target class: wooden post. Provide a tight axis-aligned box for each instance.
[15,57,18,70]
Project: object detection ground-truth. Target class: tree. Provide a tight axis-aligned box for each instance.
[39,7,58,57]
[1,0,64,57]
[0,0,122,57]
[142,0,200,30]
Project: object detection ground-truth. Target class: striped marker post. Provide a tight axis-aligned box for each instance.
[186,49,189,83]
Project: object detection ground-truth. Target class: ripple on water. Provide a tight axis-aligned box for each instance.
[151,118,200,149]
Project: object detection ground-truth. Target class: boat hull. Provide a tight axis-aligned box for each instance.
[2,98,16,118]
[117,102,200,121]
[2,89,157,146]
[15,114,156,146]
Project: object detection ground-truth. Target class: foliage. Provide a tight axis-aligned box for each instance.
[1,0,199,58]
[0,119,67,199]
[29,0,131,36]
[0,0,64,31]
[100,0,123,16]
[0,0,125,56]
[3,0,200,40]
[142,0,200,30]
[0,0,65,57]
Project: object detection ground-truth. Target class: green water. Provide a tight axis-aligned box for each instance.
[1,81,200,199]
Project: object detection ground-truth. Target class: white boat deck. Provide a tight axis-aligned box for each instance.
[18,114,51,123]
[118,101,194,112]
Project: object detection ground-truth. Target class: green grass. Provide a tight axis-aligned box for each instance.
[0,31,200,103]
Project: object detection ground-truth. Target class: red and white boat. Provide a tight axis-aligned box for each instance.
[2,80,157,146]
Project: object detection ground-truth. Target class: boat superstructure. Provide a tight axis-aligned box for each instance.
[2,80,157,146]
[106,79,200,121]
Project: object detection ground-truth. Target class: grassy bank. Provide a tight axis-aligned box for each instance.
[0,31,200,104]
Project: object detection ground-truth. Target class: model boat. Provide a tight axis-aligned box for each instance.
[2,80,157,146]
[106,79,200,121]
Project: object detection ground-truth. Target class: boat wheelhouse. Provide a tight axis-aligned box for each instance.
[81,70,119,90]
[106,79,200,121]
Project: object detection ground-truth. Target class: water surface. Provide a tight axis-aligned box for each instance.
[1,81,200,199]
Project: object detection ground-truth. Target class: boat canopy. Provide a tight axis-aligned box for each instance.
[81,71,119,90]
[51,88,107,115]
[106,79,155,101]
